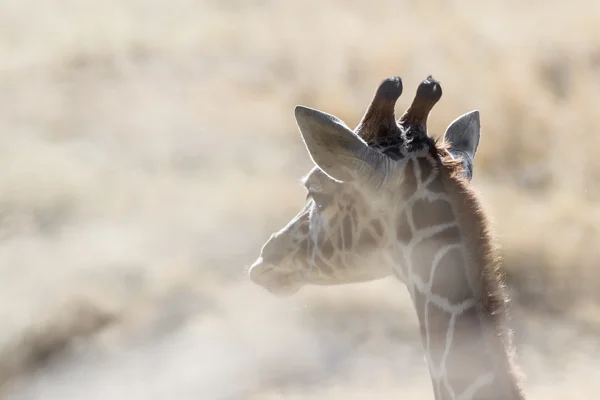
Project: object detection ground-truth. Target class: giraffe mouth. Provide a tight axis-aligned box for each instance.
[248,259,302,297]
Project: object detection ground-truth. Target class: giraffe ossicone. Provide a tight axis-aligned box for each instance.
[249,76,525,399]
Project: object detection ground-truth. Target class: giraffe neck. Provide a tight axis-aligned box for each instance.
[396,155,524,400]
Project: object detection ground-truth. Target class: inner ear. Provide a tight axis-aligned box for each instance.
[443,110,480,159]
[295,106,390,184]
[443,110,481,180]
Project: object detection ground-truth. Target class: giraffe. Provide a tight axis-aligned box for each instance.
[248,75,525,399]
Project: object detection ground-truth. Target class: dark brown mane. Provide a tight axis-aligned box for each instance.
[434,137,466,173]
[439,155,526,398]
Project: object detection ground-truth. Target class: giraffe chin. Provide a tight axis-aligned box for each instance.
[261,282,302,297]
[253,277,303,297]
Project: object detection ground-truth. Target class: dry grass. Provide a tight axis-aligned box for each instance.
[1,0,600,398]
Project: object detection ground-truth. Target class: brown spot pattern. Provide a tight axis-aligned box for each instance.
[317,228,326,246]
[411,240,437,283]
[429,225,461,244]
[417,157,435,184]
[350,208,358,224]
[296,238,310,259]
[426,302,452,367]
[401,159,418,199]
[321,240,334,259]
[427,175,446,194]
[371,219,384,237]
[430,248,473,305]
[342,216,353,249]
[396,211,412,243]
[336,229,344,249]
[300,223,309,235]
[444,306,491,396]
[357,230,377,249]
[329,214,339,226]
[412,289,428,342]
[314,255,334,276]
[412,198,455,231]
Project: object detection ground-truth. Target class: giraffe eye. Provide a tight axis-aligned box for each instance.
[308,191,332,209]
[305,184,320,200]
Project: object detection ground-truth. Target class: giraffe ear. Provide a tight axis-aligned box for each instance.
[295,105,390,184]
[443,110,481,180]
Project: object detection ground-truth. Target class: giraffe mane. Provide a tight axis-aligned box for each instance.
[437,154,526,396]
[433,137,465,173]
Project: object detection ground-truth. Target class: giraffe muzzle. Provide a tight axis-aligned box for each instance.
[248,258,302,297]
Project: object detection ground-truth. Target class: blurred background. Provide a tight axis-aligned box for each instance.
[2,0,600,398]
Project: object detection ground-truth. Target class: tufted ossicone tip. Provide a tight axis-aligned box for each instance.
[355,76,404,142]
[374,75,403,101]
[399,75,442,132]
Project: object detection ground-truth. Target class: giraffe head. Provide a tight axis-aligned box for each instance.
[249,76,481,296]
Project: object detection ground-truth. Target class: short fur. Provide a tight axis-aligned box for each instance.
[436,139,525,398]
[250,75,526,400]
